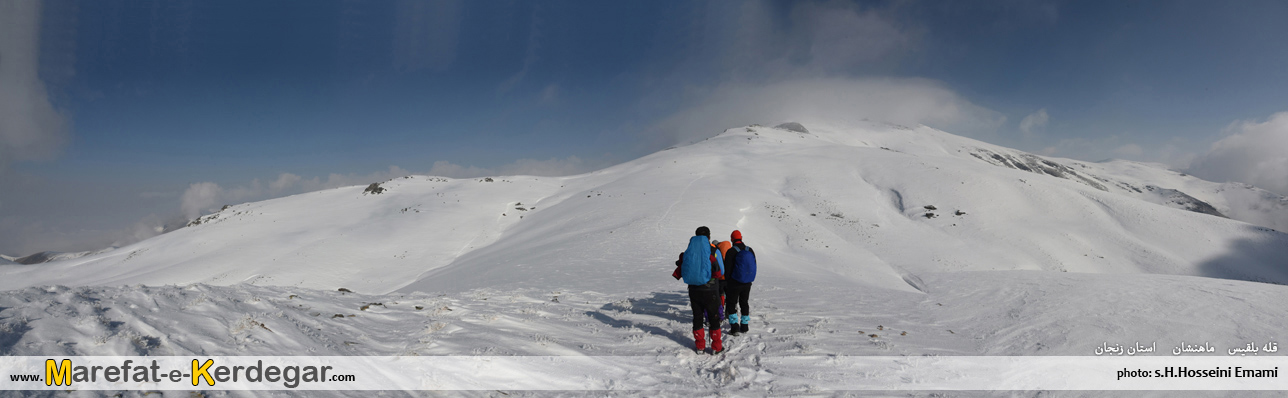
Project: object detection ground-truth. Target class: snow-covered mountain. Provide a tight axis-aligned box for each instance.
[3,122,1287,395]
[966,147,1288,233]
[6,247,115,265]
[4,122,1285,294]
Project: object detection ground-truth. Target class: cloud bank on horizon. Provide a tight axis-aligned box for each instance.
[0,0,68,171]
[1188,113,1288,196]
[1,0,1287,256]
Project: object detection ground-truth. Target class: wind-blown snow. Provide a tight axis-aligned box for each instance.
[2,122,1287,395]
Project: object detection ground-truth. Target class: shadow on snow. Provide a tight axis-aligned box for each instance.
[585,291,695,348]
[1197,225,1288,286]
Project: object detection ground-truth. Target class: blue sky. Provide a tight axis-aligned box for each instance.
[1,0,1287,255]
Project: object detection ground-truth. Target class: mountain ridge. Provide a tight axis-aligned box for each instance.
[3,122,1286,294]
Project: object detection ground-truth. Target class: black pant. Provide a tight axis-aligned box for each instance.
[725,282,752,318]
[718,280,727,315]
[688,285,721,331]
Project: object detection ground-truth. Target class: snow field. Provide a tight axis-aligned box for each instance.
[2,121,1286,396]
[3,270,1288,396]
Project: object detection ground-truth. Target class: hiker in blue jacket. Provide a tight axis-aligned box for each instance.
[677,226,725,354]
[723,230,757,335]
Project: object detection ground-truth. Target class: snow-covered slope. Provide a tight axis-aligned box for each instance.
[9,122,1288,296]
[3,122,1286,296]
[4,121,1288,395]
[9,270,1283,358]
[1086,160,1288,232]
[4,271,1288,395]
[963,147,1288,233]
[9,248,115,265]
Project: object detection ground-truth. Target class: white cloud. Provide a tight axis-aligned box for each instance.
[180,182,224,220]
[644,2,1007,147]
[269,173,302,193]
[1019,108,1049,137]
[654,77,1006,145]
[1188,112,1288,196]
[0,0,69,170]
[107,214,187,249]
[1031,133,1204,170]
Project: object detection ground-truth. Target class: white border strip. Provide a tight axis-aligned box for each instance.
[1,356,1284,391]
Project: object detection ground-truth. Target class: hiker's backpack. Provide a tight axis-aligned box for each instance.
[681,236,713,285]
[729,245,757,283]
[717,240,732,258]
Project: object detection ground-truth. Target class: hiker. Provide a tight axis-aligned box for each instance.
[676,226,725,354]
[724,230,756,335]
[715,239,732,317]
[675,238,728,328]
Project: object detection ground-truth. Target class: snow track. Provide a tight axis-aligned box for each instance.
[5,270,1288,396]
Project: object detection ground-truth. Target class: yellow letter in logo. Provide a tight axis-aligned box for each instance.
[45,359,71,386]
[192,359,215,386]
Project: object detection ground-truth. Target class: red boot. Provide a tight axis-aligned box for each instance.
[710,329,724,354]
[693,329,706,352]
